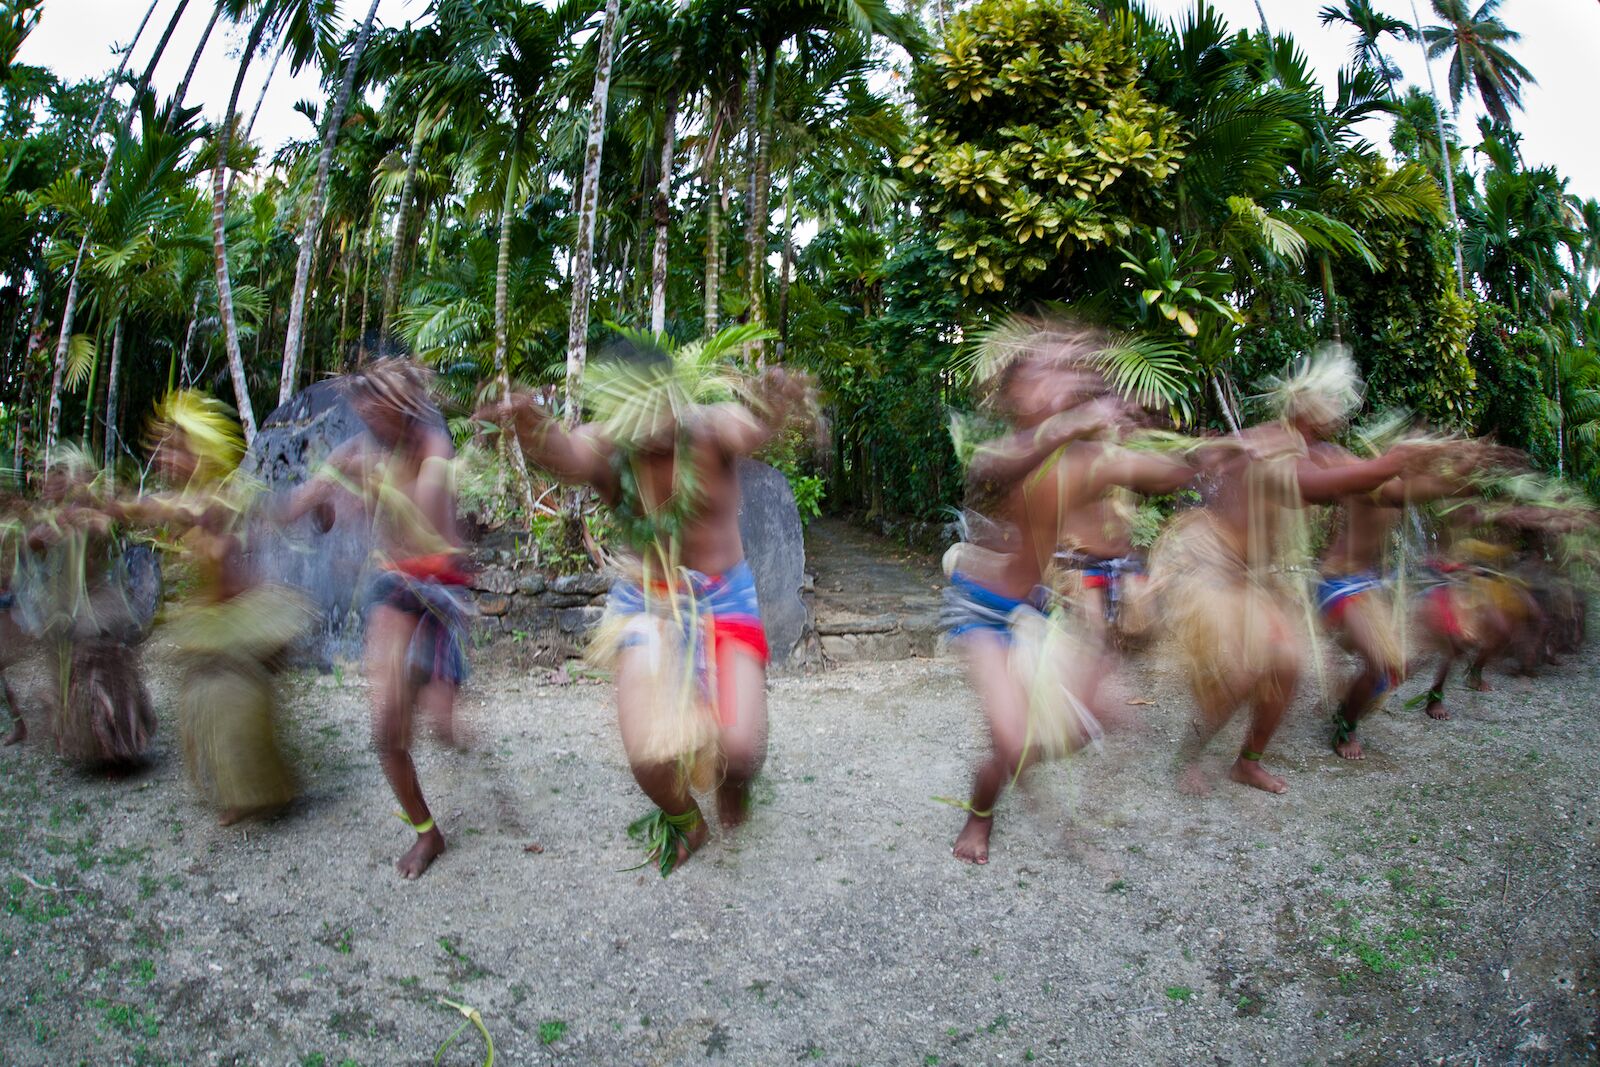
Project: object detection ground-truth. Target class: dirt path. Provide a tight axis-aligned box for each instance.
[0,626,1596,1064]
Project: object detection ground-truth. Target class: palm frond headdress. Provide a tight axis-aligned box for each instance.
[1263,343,1364,428]
[149,390,245,482]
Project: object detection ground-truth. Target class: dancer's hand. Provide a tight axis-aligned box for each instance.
[751,366,815,425]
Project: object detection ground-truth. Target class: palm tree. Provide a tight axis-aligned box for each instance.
[278,0,383,407]
[1423,0,1536,124]
[43,0,160,457]
[209,0,336,442]
[1318,0,1412,89]
[564,0,623,426]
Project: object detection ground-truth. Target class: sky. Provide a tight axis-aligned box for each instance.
[17,0,1600,203]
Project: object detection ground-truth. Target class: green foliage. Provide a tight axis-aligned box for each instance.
[1339,195,1480,428]
[902,0,1182,299]
[1470,304,1557,466]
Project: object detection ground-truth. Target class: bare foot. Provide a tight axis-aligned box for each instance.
[675,818,710,868]
[1425,700,1451,721]
[218,802,286,827]
[1229,757,1288,794]
[1177,764,1213,797]
[716,780,751,829]
[952,813,994,865]
[1334,733,1365,760]
[397,828,446,879]
[1467,673,1492,693]
[3,719,24,746]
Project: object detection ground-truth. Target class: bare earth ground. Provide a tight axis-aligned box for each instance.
[0,624,1597,1066]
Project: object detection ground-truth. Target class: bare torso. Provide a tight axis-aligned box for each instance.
[605,427,746,576]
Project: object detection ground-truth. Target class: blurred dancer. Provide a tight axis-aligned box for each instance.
[1,493,29,745]
[20,448,154,769]
[940,326,1158,864]
[485,337,808,875]
[1314,430,1471,760]
[280,361,468,879]
[114,393,309,824]
[1159,349,1421,794]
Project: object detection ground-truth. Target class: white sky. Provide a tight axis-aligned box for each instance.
[18,0,1600,203]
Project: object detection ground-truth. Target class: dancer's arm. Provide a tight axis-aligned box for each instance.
[704,367,813,457]
[275,439,367,525]
[968,397,1124,496]
[475,393,617,494]
[1297,446,1412,504]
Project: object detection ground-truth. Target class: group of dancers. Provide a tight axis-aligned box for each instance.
[0,324,1592,878]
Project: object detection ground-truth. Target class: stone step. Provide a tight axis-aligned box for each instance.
[815,605,945,662]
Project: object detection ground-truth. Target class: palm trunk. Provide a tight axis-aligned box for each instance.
[338,236,353,354]
[494,138,523,395]
[173,2,221,110]
[702,103,723,339]
[381,118,426,346]
[1213,374,1242,435]
[356,208,378,366]
[43,0,160,460]
[776,167,795,362]
[747,48,775,364]
[649,89,677,336]
[173,292,200,393]
[82,309,105,445]
[279,0,381,406]
[102,315,124,469]
[492,135,539,520]
[211,8,272,443]
[564,0,622,429]
[742,53,759,338]
[1320,254,1341,345]
[1409,0,1467,296]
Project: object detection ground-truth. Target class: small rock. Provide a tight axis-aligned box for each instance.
[552,571,613,596]
[556,605,606,635]
[476,595,511,617]
[515,573,547,596]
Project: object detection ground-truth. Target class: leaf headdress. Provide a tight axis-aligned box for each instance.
[149,390,245,483]
[586,323,772,449]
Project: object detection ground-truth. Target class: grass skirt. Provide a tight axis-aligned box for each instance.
[1151,512,1298,720]
[589,606,721,792]
[168,585,310,814]
[53,638,155,768]
[1005,604,1104,761]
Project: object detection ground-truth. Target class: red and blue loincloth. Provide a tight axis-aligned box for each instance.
[940,571,1049,643]
[607,558,770,667]
[1316,571,1386,624]
[364,554,472,685]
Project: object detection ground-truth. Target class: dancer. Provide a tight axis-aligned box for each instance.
[1314,434,1474,759]
[279,361,469,878]
[483,336,809,874]
[19,447,154,769]
[1159,348,1423,794]
[941,326,1157,864]
[1,494,30,745]
[114,392,309,824]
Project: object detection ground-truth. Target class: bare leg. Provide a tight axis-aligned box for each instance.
[616,650,708,865]
[1228,637,1297,793]
[1329,598,1401,760]
[713,643,767,829]
[367,606,445,879]
[2,672,23,746]
[953,635,1033,865]
[1423,646,1456,720]
[418,677,462,749]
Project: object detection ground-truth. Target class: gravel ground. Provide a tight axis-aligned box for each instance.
[0,627,1595,1066]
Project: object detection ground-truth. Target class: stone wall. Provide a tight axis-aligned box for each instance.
[466,563,612,664]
